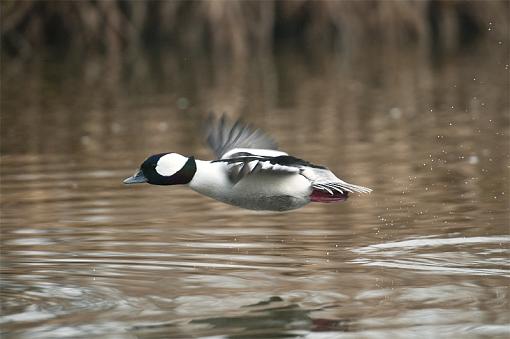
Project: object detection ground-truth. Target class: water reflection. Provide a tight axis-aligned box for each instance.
[1,46,509,337]
[352,235,510,277]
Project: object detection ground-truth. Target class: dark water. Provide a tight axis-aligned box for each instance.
[1,47,509,338]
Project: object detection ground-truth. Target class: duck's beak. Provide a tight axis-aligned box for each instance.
[123,169,147,184]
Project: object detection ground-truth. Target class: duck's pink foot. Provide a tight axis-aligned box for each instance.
[310,189,348,203]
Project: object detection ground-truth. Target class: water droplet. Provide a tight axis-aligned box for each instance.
[177,97,189,109]
[157,122,168,131]
[389,107,402,119]
[111,122,122,134]
[80,135,91,145]
[469,155,479,165]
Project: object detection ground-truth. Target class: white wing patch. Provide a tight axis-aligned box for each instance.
[222,148,288,159]
[156,153,188,176]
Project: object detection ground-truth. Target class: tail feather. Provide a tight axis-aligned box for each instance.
[316,181,372,195]
[301,167,372,196]
[330,181,372,194]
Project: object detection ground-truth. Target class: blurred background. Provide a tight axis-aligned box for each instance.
[1,1,509,338]
[2,1,509,57]
[1,0,509,154]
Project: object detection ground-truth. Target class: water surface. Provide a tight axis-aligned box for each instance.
[1,48,509,338]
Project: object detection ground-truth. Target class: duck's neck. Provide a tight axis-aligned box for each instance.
[188,160,231,198]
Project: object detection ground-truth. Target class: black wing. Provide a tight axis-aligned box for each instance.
[205,113,278,159]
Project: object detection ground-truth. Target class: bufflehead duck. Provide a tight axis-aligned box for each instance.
[124,115,371,211]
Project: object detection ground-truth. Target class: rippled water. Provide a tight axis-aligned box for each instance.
[1,48,509,338]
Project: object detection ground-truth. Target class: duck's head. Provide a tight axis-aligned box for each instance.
[123,153,197,185]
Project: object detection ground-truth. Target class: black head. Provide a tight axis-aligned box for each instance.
[124,153,197,185]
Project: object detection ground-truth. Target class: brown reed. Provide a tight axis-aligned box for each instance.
[1,0,508,59]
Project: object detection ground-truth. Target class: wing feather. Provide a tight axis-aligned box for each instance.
[214,154,301,184]
[205,113,278,159]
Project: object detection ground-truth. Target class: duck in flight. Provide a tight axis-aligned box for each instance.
[124,114,371,211]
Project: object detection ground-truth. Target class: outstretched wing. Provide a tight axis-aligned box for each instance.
[205,113,278,159]
[204,115,372,194]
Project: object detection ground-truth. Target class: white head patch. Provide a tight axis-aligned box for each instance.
[155,153,188,176]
